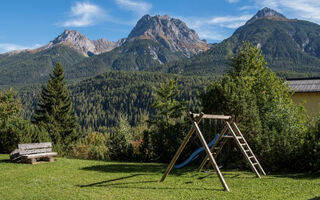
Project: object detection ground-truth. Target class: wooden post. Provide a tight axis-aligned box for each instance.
[160,112,204,182]
[193,121,230,191]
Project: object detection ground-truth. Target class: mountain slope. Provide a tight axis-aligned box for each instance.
[67,39,185,79]
[166,7,320,76]
[0,45,86,85]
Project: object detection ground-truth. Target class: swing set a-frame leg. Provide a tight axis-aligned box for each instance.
[193,121,230,192]
[160,113,203,182]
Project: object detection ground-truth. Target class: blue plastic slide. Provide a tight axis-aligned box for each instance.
[174,134,220,169]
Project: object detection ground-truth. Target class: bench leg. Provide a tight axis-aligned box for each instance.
[27,158,36,164]
[48,157,54,162]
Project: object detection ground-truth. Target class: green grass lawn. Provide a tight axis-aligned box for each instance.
[0,154,319,200]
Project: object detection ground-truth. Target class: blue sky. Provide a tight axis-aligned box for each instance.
[1,0,320,53]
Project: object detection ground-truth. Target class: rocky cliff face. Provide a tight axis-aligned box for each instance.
[43,30,119,56]
[246,7,288,25]
[127,15,209,57]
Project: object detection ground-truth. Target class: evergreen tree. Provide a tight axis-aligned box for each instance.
[146,79,188,162]
[150,79,186,127]
[33,63,79,150]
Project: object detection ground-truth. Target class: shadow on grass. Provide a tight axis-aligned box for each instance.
[92,183,220,191]
[76,171,222,191]
[77,178,220,191]
[0,159,11,163]
[77,174,146,187]
[80,163,196,176]
[271,173,320,180]
[308,197,320,200]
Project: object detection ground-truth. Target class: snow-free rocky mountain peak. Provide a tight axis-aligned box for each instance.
[127,14,209,57]
[44,29,120,56]
[246,7,288,25]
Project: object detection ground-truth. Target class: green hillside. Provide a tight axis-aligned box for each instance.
[67,39,185,79]
[166,18,320,77]
[0,45,85,86]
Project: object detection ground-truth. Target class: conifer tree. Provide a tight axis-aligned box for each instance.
[33,63,78,150]
[146,79,188,162]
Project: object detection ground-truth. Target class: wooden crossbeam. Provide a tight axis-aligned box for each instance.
[192,113,232,120]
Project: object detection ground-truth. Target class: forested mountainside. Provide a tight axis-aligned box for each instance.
[66,39,185,79]
[19,71,216,130]
[0,45,85,85]
[164,8,320,77]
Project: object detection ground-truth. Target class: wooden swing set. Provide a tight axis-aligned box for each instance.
[160,112,266,192]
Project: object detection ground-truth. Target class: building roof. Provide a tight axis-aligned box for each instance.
[287,77,320,93]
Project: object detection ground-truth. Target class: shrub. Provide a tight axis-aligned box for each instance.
[106,116,133,161]
[71,132,109,160]
[303,117,320,172]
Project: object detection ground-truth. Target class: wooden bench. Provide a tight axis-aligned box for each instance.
[10,142,57,164]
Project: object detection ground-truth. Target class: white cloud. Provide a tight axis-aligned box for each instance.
[180,14,252,42]
[185,15,251,30]
[0,43,41,53]
[226,0,240,3]
[196,30,228,41]
[254,0,320,24]
[115,0,151,15]
[62,2,105,27]
[207,15,252,28]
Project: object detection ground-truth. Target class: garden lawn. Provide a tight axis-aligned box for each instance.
[0,154,319,200]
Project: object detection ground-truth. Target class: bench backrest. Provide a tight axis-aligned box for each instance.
[18,142,52,155]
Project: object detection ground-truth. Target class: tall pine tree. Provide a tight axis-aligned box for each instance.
[33,63,78,150]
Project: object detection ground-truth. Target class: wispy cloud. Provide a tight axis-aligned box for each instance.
[180,14,251,42]
[253,0,320,24]
[186,15,251,29]
[206,15,252,28]
[62,2,106,27]
[196,29,228,41]
[226,0,240,3]
[115,0,151,15]
[0,43,41,53]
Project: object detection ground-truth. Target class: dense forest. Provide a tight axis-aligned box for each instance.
[19,71,217,131]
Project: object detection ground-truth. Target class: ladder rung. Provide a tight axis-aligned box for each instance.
[249,156,254,159]
[253,163,258,165]
[214,147,220,149]
[224,136,243,139]
[241,143,247,146]
[245,150,250,152]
